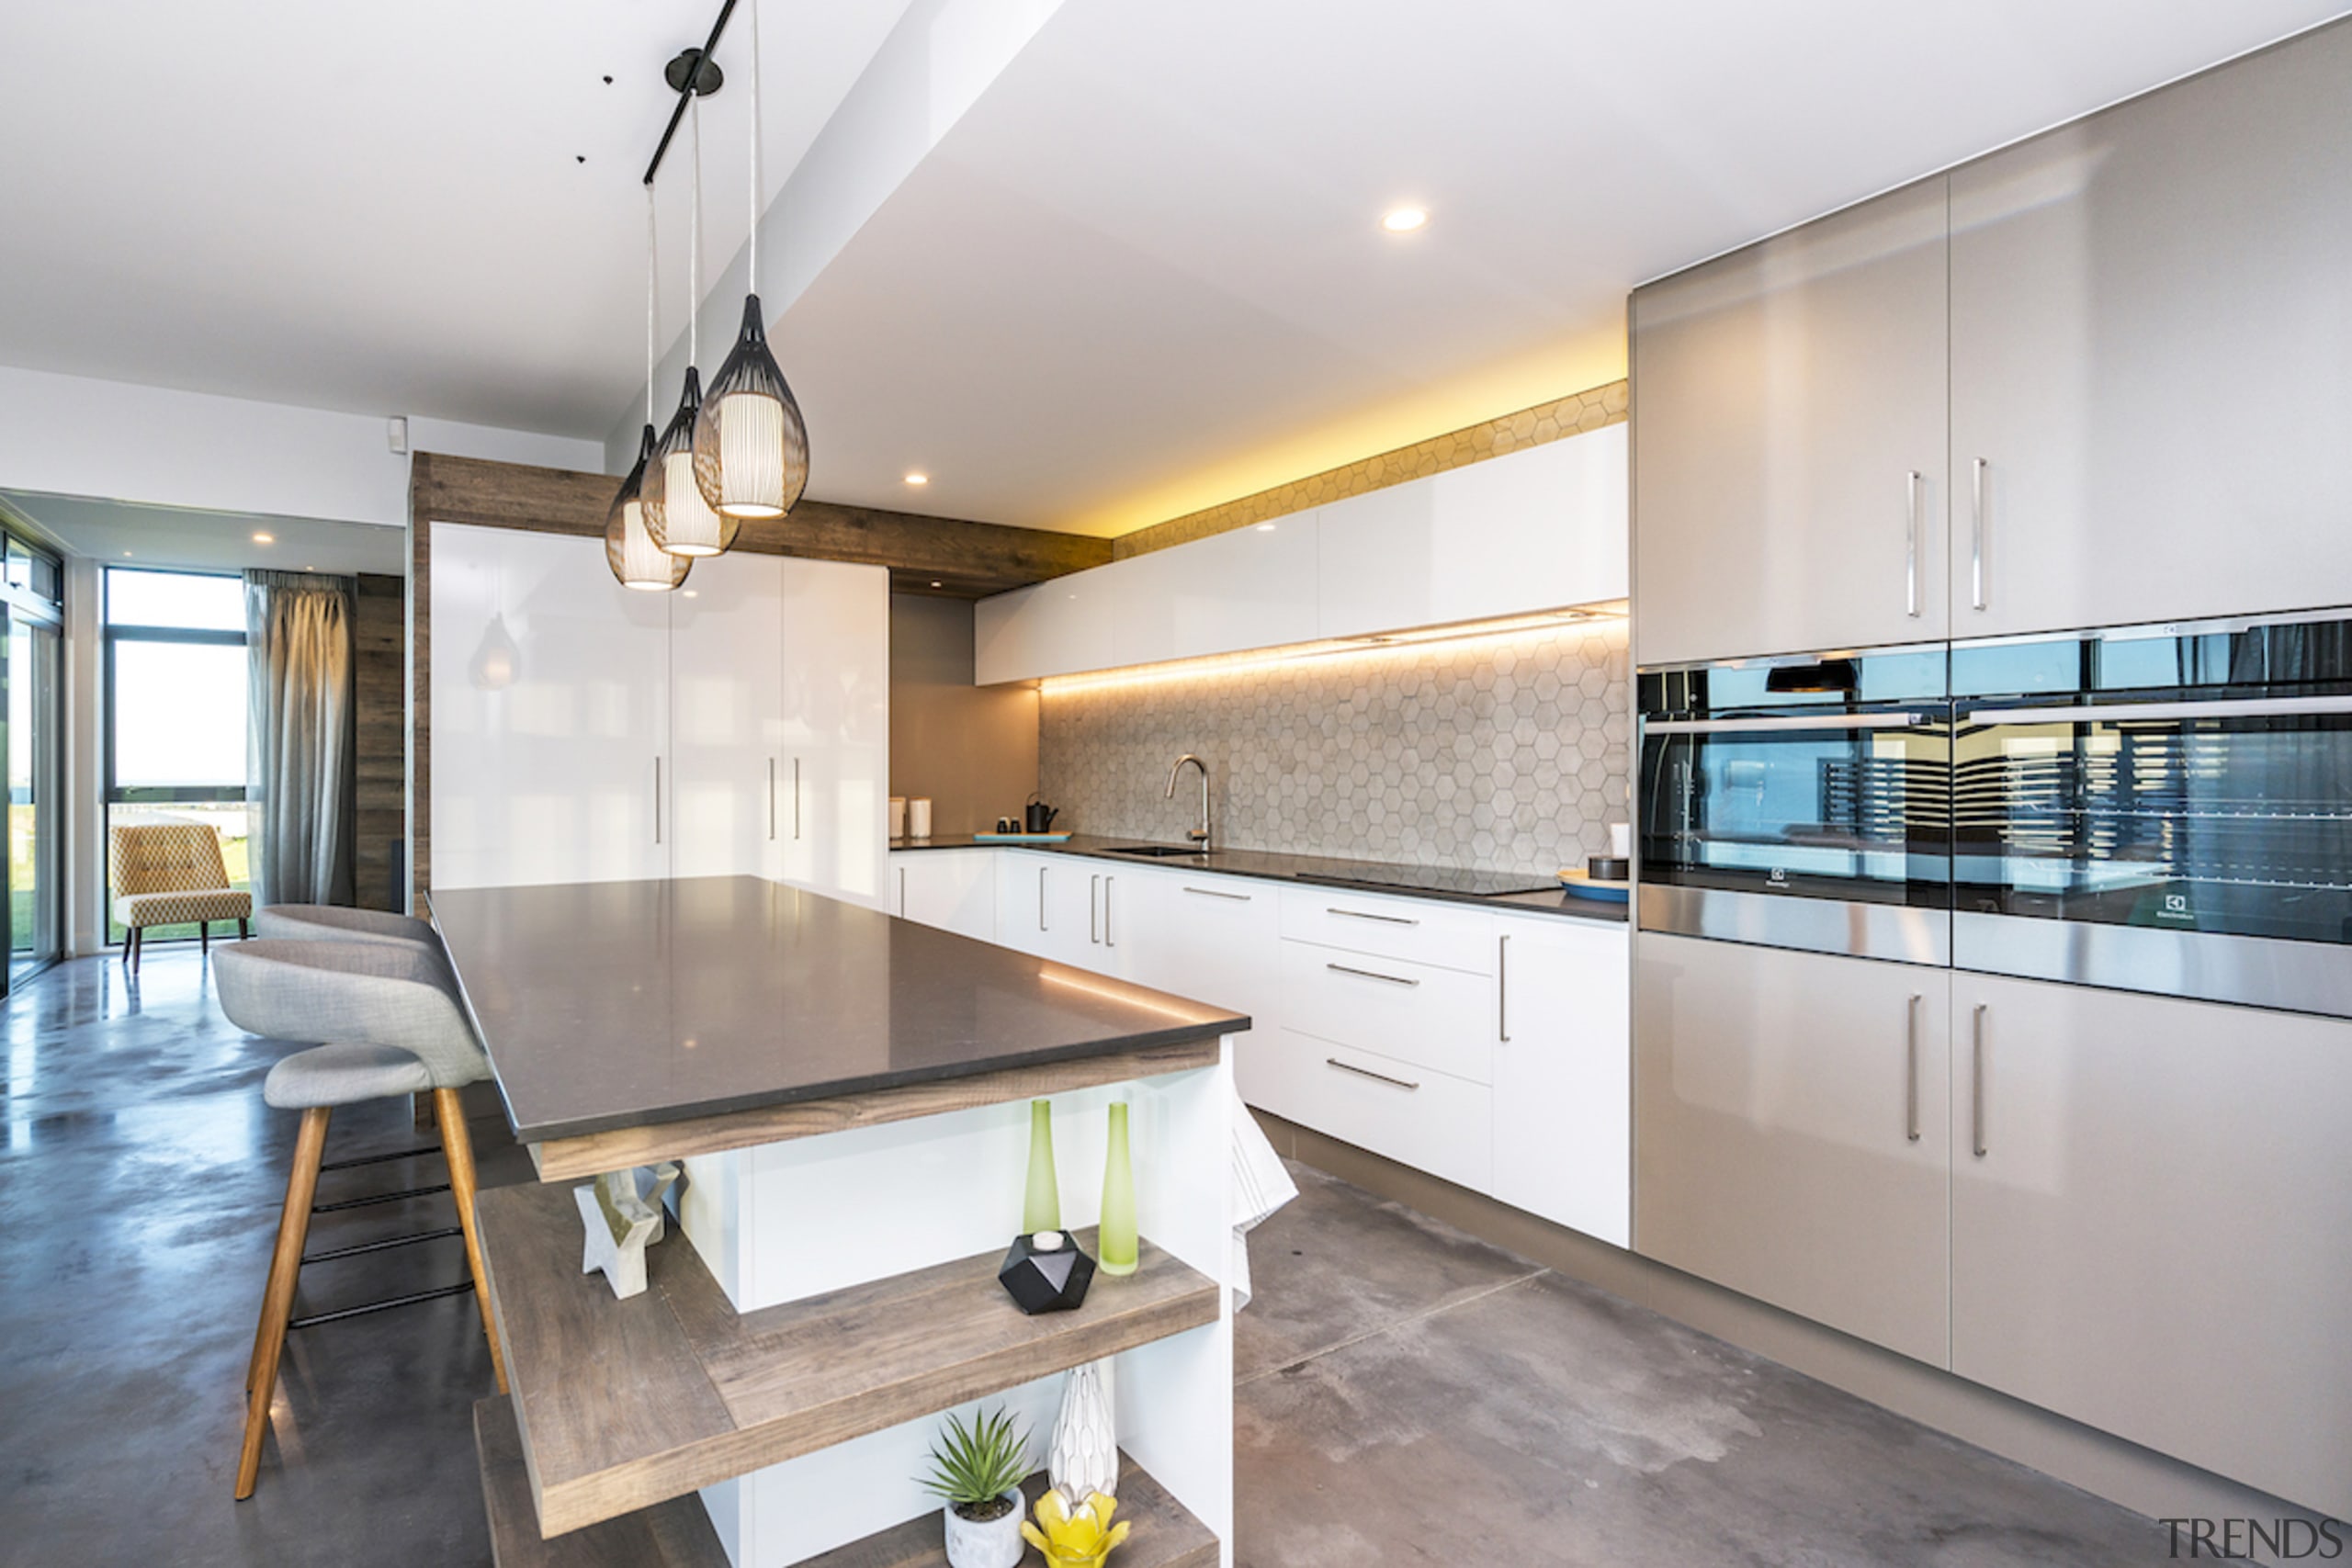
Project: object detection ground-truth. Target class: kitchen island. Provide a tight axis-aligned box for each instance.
[429,875,1246,1568]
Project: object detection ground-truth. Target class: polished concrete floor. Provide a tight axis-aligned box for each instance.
[2,947,2164,1566]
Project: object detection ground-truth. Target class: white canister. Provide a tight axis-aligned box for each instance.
[1609,822,1633,859]
[889,797,908,840]
[909,798,933,839]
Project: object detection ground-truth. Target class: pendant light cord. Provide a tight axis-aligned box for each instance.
[645,185,660,429]
[688,95,703,366]
[748,0,763,288]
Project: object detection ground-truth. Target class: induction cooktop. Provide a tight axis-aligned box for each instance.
[1292,864,1561,898]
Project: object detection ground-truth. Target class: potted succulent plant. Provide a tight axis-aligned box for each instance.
[920,1405,1032,1568]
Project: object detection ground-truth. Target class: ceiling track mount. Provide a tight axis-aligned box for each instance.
[644,0,738,187]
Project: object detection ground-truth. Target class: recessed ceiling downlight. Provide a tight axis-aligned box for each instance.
[1382,207,1428,233]
[904,472,930,487]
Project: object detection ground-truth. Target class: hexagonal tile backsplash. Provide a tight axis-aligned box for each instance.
[1038,620,1630,874]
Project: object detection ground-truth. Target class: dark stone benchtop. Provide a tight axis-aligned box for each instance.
[427,876,1247,1145]
[888,834,1629,926]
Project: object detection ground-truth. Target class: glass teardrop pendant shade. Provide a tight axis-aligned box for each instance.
[605,424,691,591]
[693,295,809,522]
[644,367,738,558]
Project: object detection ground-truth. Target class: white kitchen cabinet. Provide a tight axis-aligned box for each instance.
[1278,884,1496,974]
[1114,513,1319,669]
[428,523,671,891]
[774,559,891,910]
[992,852,1099,969]
[971,557,1133,684]
[1490,912,1629,1247]
[1279,940,1495,1085]
[669,554,784,880]
[889,850,997,942]
[1634,933,1952,1366]
[1950,974,2352,1517]
[1114,865,1282,1036]
[1254,1027,1495,1197]
[1318,423,1629,639]
[1631,176,1951,664]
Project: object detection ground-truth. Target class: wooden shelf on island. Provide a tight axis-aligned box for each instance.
[476,1180,1220,1540]
[479,1394,1216,1568]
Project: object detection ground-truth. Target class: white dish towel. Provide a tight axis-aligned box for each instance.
[1230,1089,1298,1311]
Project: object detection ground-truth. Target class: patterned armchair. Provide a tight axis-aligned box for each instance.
[110,821,254,975]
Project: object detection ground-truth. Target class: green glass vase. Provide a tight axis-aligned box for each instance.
[1099,1100,1137,1277]
[1023,1099,1062,1234]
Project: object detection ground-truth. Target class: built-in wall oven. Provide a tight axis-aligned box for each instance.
[1636,645,1951,964]
[1951,610,2352,1017]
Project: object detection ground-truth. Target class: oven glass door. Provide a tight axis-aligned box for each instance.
[1639,712,1952,908]
[1954,701,2352,944]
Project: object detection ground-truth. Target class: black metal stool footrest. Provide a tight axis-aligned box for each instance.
[301,1224,465,1266]
[311,1181,451,1214]
[320,1145,443,1174]
[286,1279,475,1331]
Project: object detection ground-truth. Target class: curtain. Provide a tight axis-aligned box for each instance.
[246,570,356,907]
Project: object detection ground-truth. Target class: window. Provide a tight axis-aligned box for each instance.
[105,570,253,942]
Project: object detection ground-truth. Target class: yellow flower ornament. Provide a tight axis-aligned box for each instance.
[1020,1487,1131,1565]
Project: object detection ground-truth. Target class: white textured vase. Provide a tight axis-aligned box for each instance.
[942,1489,1025,1568]
[1048,1359,1119,1501]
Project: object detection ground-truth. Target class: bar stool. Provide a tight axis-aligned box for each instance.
[254,904,440,953]
[214,939,509,1501]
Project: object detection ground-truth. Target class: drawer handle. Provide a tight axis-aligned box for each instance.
[1184,886,1251,901]
[1326,1057,1419,1091]
[1328,906,1419,927]
[1327,962,1418,987]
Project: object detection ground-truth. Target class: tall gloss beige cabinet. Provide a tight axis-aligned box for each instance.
[1947,20,2352,636]
[1630,179,1949,665]
[1951,975,2352,1519]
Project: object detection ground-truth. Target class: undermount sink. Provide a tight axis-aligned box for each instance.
[1102,843,1214,858]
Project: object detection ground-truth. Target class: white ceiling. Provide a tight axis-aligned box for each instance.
[0,491,407,577]
[2,1,2346,538]
[775,0,2352,534]
[0,0,910,437]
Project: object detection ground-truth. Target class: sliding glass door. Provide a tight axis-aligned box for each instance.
[4,536,63,983]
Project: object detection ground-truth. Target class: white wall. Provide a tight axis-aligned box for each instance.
[0,365,607,531]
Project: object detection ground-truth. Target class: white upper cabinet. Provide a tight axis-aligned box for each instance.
[669,554,785,881]
[1948,22,2352,637]
[1114,513,1320,668]
[1631,177,1951,666]
[973,422,1628,684]
[428,523,672,892]
[1320,425,1629,638]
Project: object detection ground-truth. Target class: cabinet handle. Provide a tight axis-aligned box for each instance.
[1498,933,1510,1043]
[793,758,802,840]
[652,757,662,845]
[1327,906,1418,927]
[1183,886,1250,901]
[1090,874,1101,944]
[1971,1002,1989,1158]
[1904,470,1924,618]
[1970,457,1989,612]
[1104,876,1114,947]
[1326,1057,1419,1091]
[768,758,777,840]
[1905,993,1922,1144]
[1327,962,1418,988]
[898,864,907,919]
[1038,865,1047,931]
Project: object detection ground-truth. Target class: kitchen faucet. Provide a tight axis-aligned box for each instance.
[1166,753,1212,851]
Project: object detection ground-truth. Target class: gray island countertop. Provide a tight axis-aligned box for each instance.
[427,875,1246,1145]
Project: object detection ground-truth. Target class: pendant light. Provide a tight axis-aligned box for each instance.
[644,93,735,558]
[607,186,693,592]
[693,0,809,523]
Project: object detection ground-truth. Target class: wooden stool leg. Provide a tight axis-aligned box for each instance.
[435,1088,508,1395]
[237,1107,331,1501]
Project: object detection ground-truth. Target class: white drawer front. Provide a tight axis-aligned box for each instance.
[1256,1029,1492,1194]
[1278,886,1495,974]
[1280,940,1495,1084]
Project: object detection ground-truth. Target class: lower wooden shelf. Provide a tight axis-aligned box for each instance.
[476,1179,1219,1539]
[479,1394,1219,1568]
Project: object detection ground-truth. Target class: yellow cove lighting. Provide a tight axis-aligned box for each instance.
[1036,602,1628,696]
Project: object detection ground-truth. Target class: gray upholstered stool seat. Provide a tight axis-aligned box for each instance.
[254,904,440,952]
[213,939,505,1500]
[263,1042,435,1109]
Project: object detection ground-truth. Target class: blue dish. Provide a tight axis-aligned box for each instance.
[1556,868,1630,904]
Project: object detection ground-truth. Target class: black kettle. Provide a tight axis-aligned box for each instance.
[1024,796,1060,833]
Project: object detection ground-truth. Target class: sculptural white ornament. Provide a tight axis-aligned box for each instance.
[1047,1358,1118,1503]
[576,1162,682,1300]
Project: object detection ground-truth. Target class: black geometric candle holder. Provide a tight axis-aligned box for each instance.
[998,1230,1096,1315]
